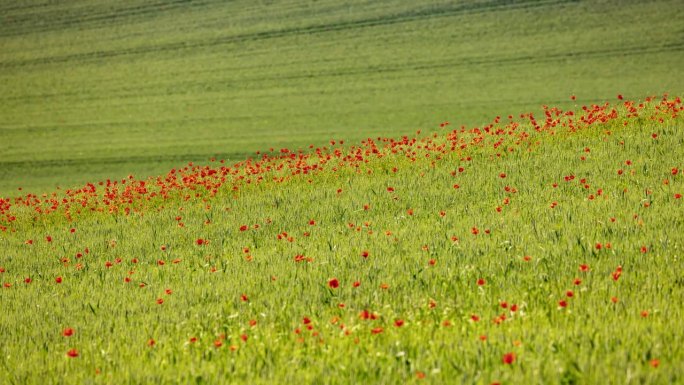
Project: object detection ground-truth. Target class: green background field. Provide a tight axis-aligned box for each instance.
[1,0,683,195]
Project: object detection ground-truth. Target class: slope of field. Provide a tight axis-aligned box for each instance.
[1,0,683,194]
[0,95,682,384]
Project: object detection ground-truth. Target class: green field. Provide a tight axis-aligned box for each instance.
[2,1,684,383]
[1,0,683,194]
[1,95,683,384]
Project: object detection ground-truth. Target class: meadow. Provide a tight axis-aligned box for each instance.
[1,0,684,194]
[2,0,684,383]
[0,95,683,384]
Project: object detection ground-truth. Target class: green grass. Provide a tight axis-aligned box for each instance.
[1,0,684,194]
[0,96,682,384]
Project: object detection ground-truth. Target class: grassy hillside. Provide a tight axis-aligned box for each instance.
[0,95,682,384]
[1,0,683,194]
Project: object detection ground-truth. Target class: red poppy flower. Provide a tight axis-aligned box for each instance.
[359,310,378,320]
[147,339,155,347]
[156,298,164,305]
[559,300,568,308]
[477,278,486,286]
[55,276,62,284]
[240,294,249,302]
[371,327,384,334]
[394,319,404,327]
[328,278,339,289]
[62,328,74,337]
[66,349,79,358]
[502,352,516,364]
[361,250,369,258]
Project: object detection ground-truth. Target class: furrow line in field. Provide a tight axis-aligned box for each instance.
[1,42,680,106]
[0,151,257,171]
[0,0,55,14]
[0,0,571,68]
[0,0,381,38]
[0,0,208,37]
